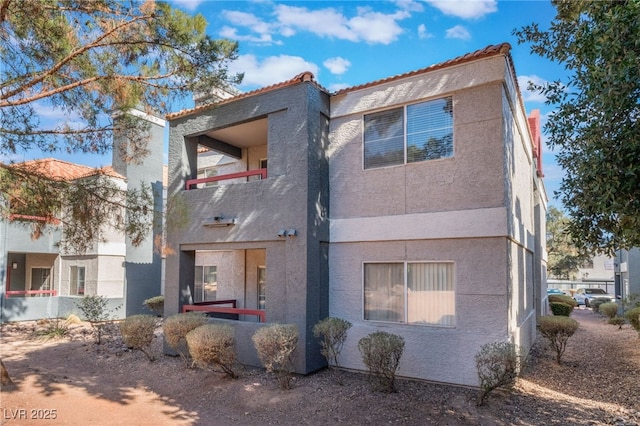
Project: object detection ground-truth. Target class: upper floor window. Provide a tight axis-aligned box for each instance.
[363,97,453,169]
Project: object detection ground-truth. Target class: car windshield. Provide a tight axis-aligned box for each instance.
[586,289,606,294]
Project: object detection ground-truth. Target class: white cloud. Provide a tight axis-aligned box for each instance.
[170,0,203,12]
[417,23,433,39]
[425,0,497,19]
[220,26,275,44]
[221,11,276,44]
[324,57,351,75]
[394,0,425,12]
[329,83,351,93]
[518,74,549,103]
[275,5,407,45]
[228,54,319,88]
[445,25,471,40]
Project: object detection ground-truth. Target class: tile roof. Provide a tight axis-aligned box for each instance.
[333,43,513,95]
[10,158,124,181]
[167,71,327,120]
[166,43,517,121]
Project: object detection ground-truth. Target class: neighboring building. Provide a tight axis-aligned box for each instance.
[547,253,616,296]
[165,43,547,386]
[1,110,165,322]
[615,248,640,302]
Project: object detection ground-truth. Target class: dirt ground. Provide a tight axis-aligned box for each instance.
[1,308,639,426]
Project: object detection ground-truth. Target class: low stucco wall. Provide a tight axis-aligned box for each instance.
[1,297,125,323]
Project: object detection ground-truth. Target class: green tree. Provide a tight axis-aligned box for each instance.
[546,206,589,280]
[0,0,241,251]
[514,1,640,254]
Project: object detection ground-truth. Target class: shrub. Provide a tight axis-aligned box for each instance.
[252,324,298,390]
[143,295,164,316]
[34,318,71,340]
[120,315,157,361]
[549,302,573,317]
[475,341,519,406]
[538,316,579,364]
[312,317,352,369]
[590,299,605,313]
[599,302,619,320]
[608,317,626,329]
[163,312,208,366]
[625,307,640,335]
[76,295,120,344]
[186,324,237,379]
[622,294,640,310]
[548,295,577,309]
[358,331,405,393]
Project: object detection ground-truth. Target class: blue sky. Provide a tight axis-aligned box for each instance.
[17,0,568,207]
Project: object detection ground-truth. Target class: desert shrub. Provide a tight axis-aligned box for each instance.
[548,295,577,309]
[313,317,352,369]
[163,312,208,366]
[599,302,619,320]
[34,318,71,340]
[608,317,626,329]
[358,331,405,393]
[590,299,605,313]
[549,302,573,317]
[538,316,579,364]
[120,315,157,361]
[625,307,640,335]
[475,341,519,406]
[622,294,640,310]
[252,324,298,389]
[186,324,237,378]
[143,295,164,316]
[76,295,120,344]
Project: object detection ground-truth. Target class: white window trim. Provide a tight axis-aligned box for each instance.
[361,260,457,328]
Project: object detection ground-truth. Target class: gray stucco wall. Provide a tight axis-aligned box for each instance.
[166,81,330,374]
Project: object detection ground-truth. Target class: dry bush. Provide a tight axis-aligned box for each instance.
[120,315,158,361]
[163,312,208,366]
[186,324,237,378]
[538,316,579,364]
[599,302,619,320]
[475,341,519,406]
[626,307,640,335]
[548,294,577,308]
[358,331,405,393]
[312,317,352,369]
[143,296,164,316]
[252,324,298,389]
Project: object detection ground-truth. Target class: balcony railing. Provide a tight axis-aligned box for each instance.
[9,214,60,224]
[5,290,58,298]
[182,299,266,322]
[185,168,267,190]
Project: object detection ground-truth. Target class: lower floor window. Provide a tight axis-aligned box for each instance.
[195,265,217,303]
[364,262,455,326]
[70,266,85,296]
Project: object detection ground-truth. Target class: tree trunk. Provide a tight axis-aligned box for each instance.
[1,358,13,386]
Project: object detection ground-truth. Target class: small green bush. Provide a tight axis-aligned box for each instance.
[590,299,605,313]
[76,295,121,344]
[538,316,579,364]
[622,294,640,310]
[625,307,640,335]
[358,331,405,393]
[549,302,573,317]
[34,318,71,340]
[599,302,619,320]
[163,312,208,366]
[143,295,164,316]
[252,324,298,389]
[608,317,626,329]
[548,295,577,308]
[186,324,237,378]
[313,317,352,369]
[475,341,519,406]
[120,315,157,361]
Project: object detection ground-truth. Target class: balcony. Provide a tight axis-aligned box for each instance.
[185,168,267,190]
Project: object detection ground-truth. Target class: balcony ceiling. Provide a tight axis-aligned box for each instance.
[205,118,268,149]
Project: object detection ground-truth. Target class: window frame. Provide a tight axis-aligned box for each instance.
[362,261,456,327]
[194,265,217,303]
[69,266,85,296]
[362,96,454,170]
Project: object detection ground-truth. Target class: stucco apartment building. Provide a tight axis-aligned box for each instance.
[165,43,547,387]
[0,110,165,322]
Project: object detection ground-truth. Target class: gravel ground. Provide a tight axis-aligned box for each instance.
[1,307,639,425]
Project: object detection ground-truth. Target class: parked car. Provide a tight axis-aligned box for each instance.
[573,288,616,307]
[547,288,566,296]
